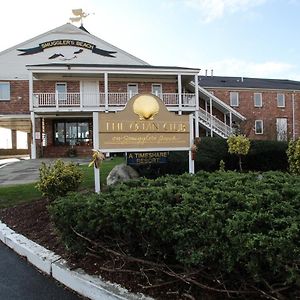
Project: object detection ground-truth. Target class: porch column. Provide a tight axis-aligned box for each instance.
[29,71,33,111]
[93,112,100,193]
[194,74,199,137]
[178,74,182,115]
[209,97,213,137]
[104,72,109,112]
[30,112,36,159]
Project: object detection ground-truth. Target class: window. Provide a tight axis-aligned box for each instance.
[277,93,285,107]
[230,92,239,107]
[127,83,138,98]
[16,131,28,149]
[151,84,162,97]
[254,93,262,107]
[0,82,10,100]
[56,83,67,102]
[54,120,92,146]
[255,120,263,134]
[0,127,12,148]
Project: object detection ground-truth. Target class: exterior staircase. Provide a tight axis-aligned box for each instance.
[197,107,233,138]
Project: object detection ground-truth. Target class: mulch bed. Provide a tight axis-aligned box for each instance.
[0,199,219,300]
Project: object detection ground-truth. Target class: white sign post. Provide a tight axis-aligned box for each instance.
[92,112,101,193]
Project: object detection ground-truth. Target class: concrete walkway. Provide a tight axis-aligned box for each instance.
[0,158,90,186]
[0,242,82,300]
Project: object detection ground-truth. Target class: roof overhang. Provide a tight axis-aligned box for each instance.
[27,64,200,76]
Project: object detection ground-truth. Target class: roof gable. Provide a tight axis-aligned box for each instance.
[0,23,148,79]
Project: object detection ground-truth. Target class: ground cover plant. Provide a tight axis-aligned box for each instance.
[49,171,300,299]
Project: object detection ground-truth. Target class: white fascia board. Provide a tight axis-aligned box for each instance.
[27,66,200,76]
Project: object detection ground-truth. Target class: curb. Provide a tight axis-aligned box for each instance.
[0,221,152,300]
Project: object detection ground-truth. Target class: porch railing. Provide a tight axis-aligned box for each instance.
[33,92,196,109]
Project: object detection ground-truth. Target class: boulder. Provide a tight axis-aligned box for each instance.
[106,164,139,186]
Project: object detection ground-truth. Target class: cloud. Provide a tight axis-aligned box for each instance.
[184,0,267,22]
[202,58,296,79]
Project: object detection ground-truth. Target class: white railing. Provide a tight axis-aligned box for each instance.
[198,107,232,137]
[33,92,197,109]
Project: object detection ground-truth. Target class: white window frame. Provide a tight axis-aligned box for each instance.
[0,82,10,101]
[230,91,239,107]
[277,93,285,108]
[254,92,262,107]
[255,120,263,134]
[151,84,162,96]
[127,83,138,98]
[55,82,67,101]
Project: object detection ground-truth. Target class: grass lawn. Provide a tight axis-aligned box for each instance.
[0,156,124,209]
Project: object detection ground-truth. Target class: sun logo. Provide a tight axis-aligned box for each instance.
[133,95,160,120]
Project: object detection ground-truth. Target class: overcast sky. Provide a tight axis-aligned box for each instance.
[1,0,300,80]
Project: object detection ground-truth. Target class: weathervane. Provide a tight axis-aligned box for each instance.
[69,9,91,25]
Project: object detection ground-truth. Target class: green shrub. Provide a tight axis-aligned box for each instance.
[36,160,83,201]
[50,171,300,295]
[287,138,300,174]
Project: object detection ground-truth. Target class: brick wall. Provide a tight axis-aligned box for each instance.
[206,88,299,140]
[33,81,80,93]
[0,80,29,114]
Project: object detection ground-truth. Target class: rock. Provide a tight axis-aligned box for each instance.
[106,164,139,186]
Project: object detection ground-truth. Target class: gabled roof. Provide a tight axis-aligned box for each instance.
[199,75,300,91]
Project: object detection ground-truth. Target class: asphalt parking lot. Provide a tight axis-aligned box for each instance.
[0,157,89,186]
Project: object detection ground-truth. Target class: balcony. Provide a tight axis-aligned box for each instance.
[32,92,196,112]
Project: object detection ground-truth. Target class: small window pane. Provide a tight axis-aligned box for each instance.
[230,92,239,107]
[0,82,10,100]
[0,127,12,148]
[255,120,263,134]
[254,93,262,107]
[152,84,162,96]
[277,93,285,107]
[56,83,67,101]
[55,123,65,144]
[16,131,28,149]
[66,122,77,146]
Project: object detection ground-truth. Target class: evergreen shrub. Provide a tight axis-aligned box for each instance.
[49,171,300,295]
[36,159,82,201]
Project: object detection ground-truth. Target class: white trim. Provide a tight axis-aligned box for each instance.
[191,83,246,121]
[27,66,200,75]
[230,91,239,107]
[253,92,262,107]
[255,120,263,135]
[0,82,11,101]
[277,93,285,108]
[151,83,162,96]
[178,74,182,114]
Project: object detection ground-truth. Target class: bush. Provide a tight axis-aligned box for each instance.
[245,140,288,171]
[287,138,300,174]
[49,171,300,296]
[36,159,83,201]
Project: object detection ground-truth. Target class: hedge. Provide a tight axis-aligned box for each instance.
[49,171,300,297]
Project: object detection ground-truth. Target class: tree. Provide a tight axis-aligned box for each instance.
[227,135,250,171]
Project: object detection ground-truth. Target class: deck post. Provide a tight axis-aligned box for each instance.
[30,111,36,159]
[194,74,199,137]
[189,114,195,174]
[178,74,182,115]
[93,112,100,193]
[104,72,109,112]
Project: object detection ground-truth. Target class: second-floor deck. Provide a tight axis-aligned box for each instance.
[32,92,196,112]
